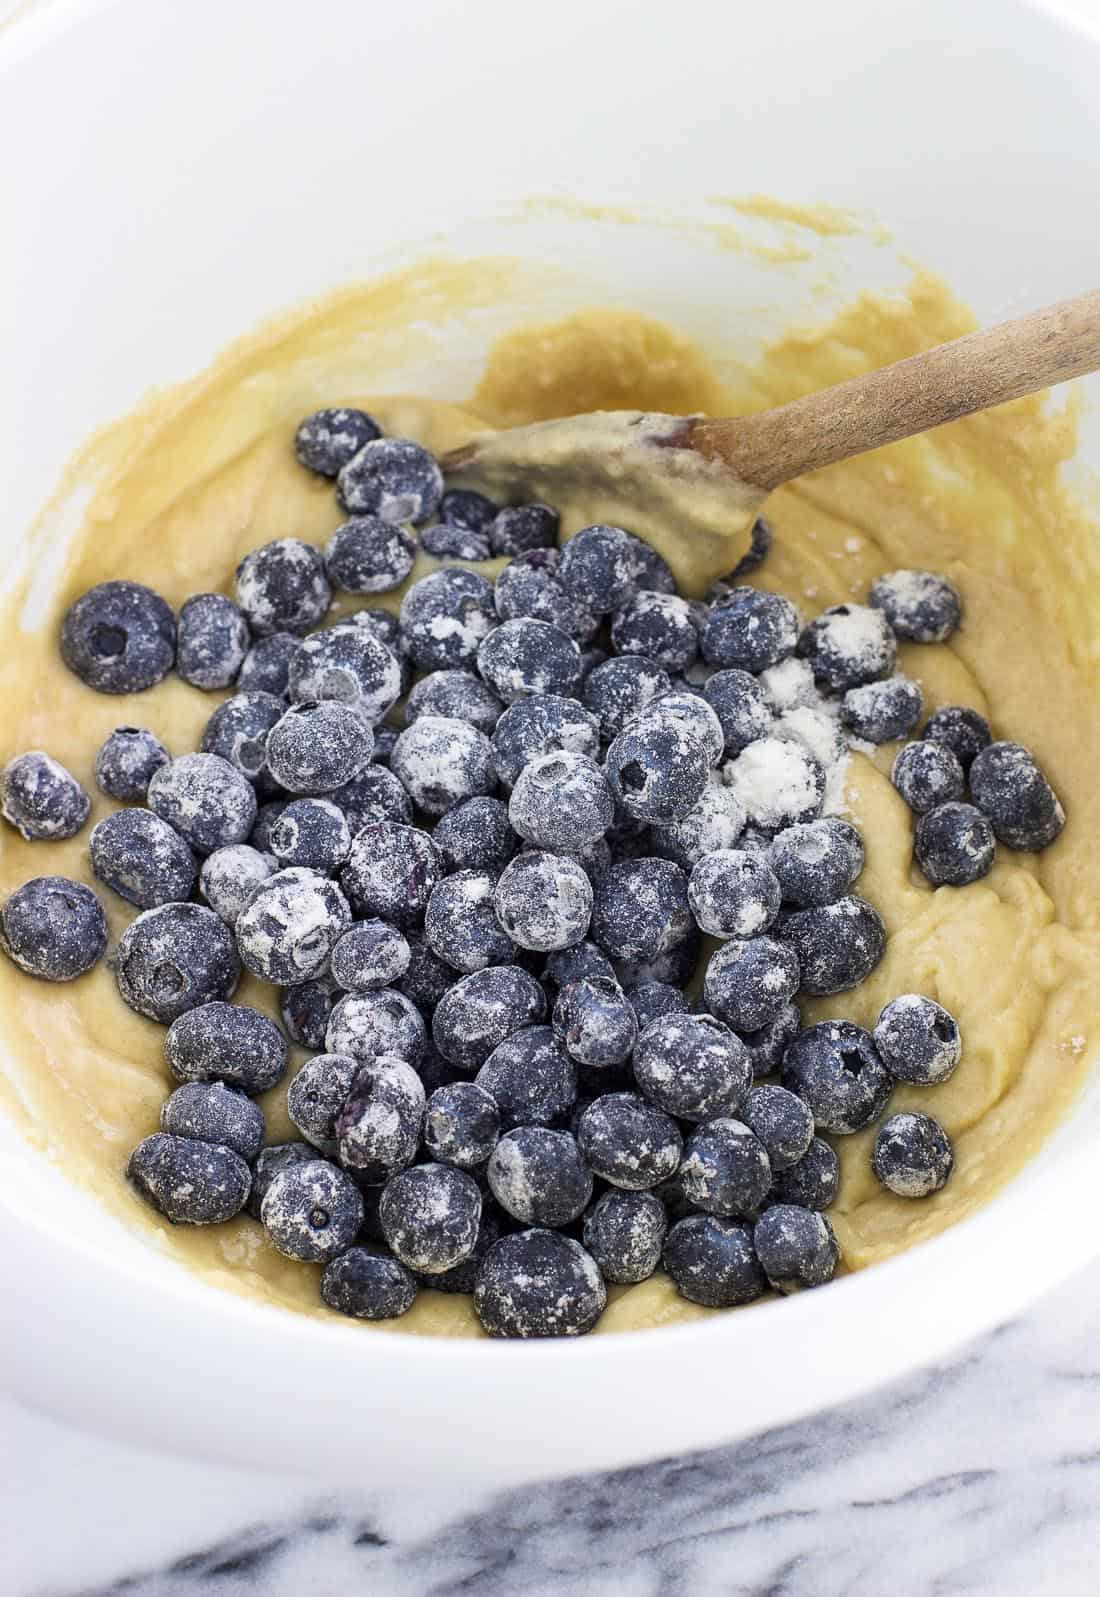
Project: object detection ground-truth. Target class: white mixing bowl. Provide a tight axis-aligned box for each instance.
[1,0,1098,1488]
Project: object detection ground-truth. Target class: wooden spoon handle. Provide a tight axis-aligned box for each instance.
[688,290,1100,490]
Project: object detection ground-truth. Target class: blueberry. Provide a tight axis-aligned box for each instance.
[286,1052,359,1155]
[869,569,962,644]
[95,727,170,801]
[424,1081,501,1169]
[161,1080,264,1161]
[754,1204,839,1293]
[488,1126,593,1226]
[266,702,374,795]
[391,716,495,817]
[321,1247,417,1320]
[425,869,516,973]
[583,656,672,740]
[330,765,414,830]
[492,851,593,952]
[288,624,402,725]
[400,569,497,673]
[633,1012,751,1121]
[542,939,616,993]
[635,690,725,768]
[768,818,865,908]
[411,1037,464,1095]
[237,632,300,697]
[649,780,747,872]
[873,1111,954,1197]
[724,736,825,835]
[324,515,416,595]
[337,437,443,524]
[116,905,240,1024]
[679,1119,772,1217]
[613,924,701,991]
[175,593,250,691]
[197,845,272,929]
[798,603,897,693]
[261,1157,364,1262]
[432,796,518,874]
[280,973,340,1049]
[330,919,411,992]
[0,752,90,841]
[891,739,965,816]
[61,580,175,694]
[725,515,774,581]
[0,876,107,981]
[552,975,638,1069]
[342,819,443,927]
[475,1024,577,1128]
[235,539,331,637]
[841,675,923,743]
[740,1001,803,1080]
[380,1163,482,1274]
[487,501,560,557]
[701,588,799,674]
[422,521,492,561]
[406,670,504,737]
[494,549,597,643]
[570,834,613,881]
[626,980,688,1031]
[326,988,426,1064]
[777,895,886,995]
[440,487,498,534]
[432,964,546,1070]
[969,740,1065,851]
[582,1190,666,1285]
[200,691,285,789]
[508,751,613,852]
[475,1228,606,1338]
[663,1214,765,1308]
[335,1056,426,1182]
[128,1133,251,1225]
[922,705,992,771]
[294,407,382,477]
[781,1019,892,1134]
[413,1203,506,1294]
[490,693,601,789]
[147,753,258,854]
[557,524,638,613]
[703,935,800,1031]
[771,1136,840,1210]
[247,1141,322,1220]
[577,1092,682,1191]
[874,994,962,1085]
[688,849,781,939]
[605,719,710,825]
[89,807,198,909]
[739,1084,814,1172]
[590,857,691,963]
[612,593,700,672]
[236,867,351,983]
[913,801,996,886]
[622,534,676,595]
[269,797,351,873]
[477,618,582,704]
[702,669,773,755]
[165,1000,288,1094]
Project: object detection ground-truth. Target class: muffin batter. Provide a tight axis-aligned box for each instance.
[1,260,1097,1336]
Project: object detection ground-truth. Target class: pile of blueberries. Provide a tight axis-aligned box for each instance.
[0,405,1065,1338]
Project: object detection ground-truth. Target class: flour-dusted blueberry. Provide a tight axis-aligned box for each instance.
[841,675,923,743]
[432,964,546,1070]
[421,521,492,561]
[380,1162,482,1274]
[688,849,781,940]
[914,801,996,886]
[540,944,612,998]
[494,548,597,643]
[327,769,411,836]
[147,753,257,855]
[663,1214,765,1308]
[294,407,382,477]
[330,920,411,992]
[781,1019,892,1134]
[869,568,962,644]
[754,1204,839,1293]
[165,1000,288,1094]
[703,669,773,756]
[335,1056,426,1182]
[200,691,285,791]
[289,624,402,725]
[583,656,673,740]
[798,603,897,693]
[161,1081,264,1162]
[492,850,593,952]
[235,539,331,638]
[237,631,299,697]
[772,1136,840,1210]
[633,1012,750,1122]
[891,739,965,816]
[342,819,442,927]
[176,593,250,691]
[873,1111,954,1197]
[128,1133,251,1225]
[236,866,351,983]
[679,1118,772,1217]
[611,593,700,673]
[487,501,560,557]
[424,1081,501,1169]
[635,691,725,768]
[490,693,601,790]
[321,1248,418,1320]
[475,1228,606,1338]
[324,515,416,595]
[702,588,800,674]
[768,818,865,908]
[261,1157,364,1262]
[589,857,692,964]
[116,904,240,1024]
[440,487,498,535]
[577,1093,682,1190]
[89,808,198,909]
[703,935,801,1032]
[778,895,886,995]
[406,671,504,739]
[433,796,518,875]
[327,988,426,1064]
[266,701,373,795]
[626,980,688,1031]
[391,716,495,817]
[200,844,273,927]
[723,736,825,836]
[874,994,962,1085]
[556,523,638,613]
[337,437,443,524]
[286,1053,359,1156]
[0,752,90,842]
[61,580,175,694]
[649,780,747,872]
[0,876,107,981]
[477,618,582,705]
[95,727,170,802]
[475,1025,577,1128]
[726,515,774,581]
[400,568,497,673]
[582,1190,666,1285]
[488,1126,593,1226]
[969,740,1065,852]
[425,870,516,973]
[268,797,350,873]
[739,1084,814,1172]
[247,1141,323,1219]
[922,705,992,771]
[605,719,710,825]
[552,975,638,1069]
[509,750,613,852]
[280,979,339,1056]
[741,1001,802,1080]
[614,923,701,991]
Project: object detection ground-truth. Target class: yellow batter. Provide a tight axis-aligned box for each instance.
[1,260,1097,1338]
